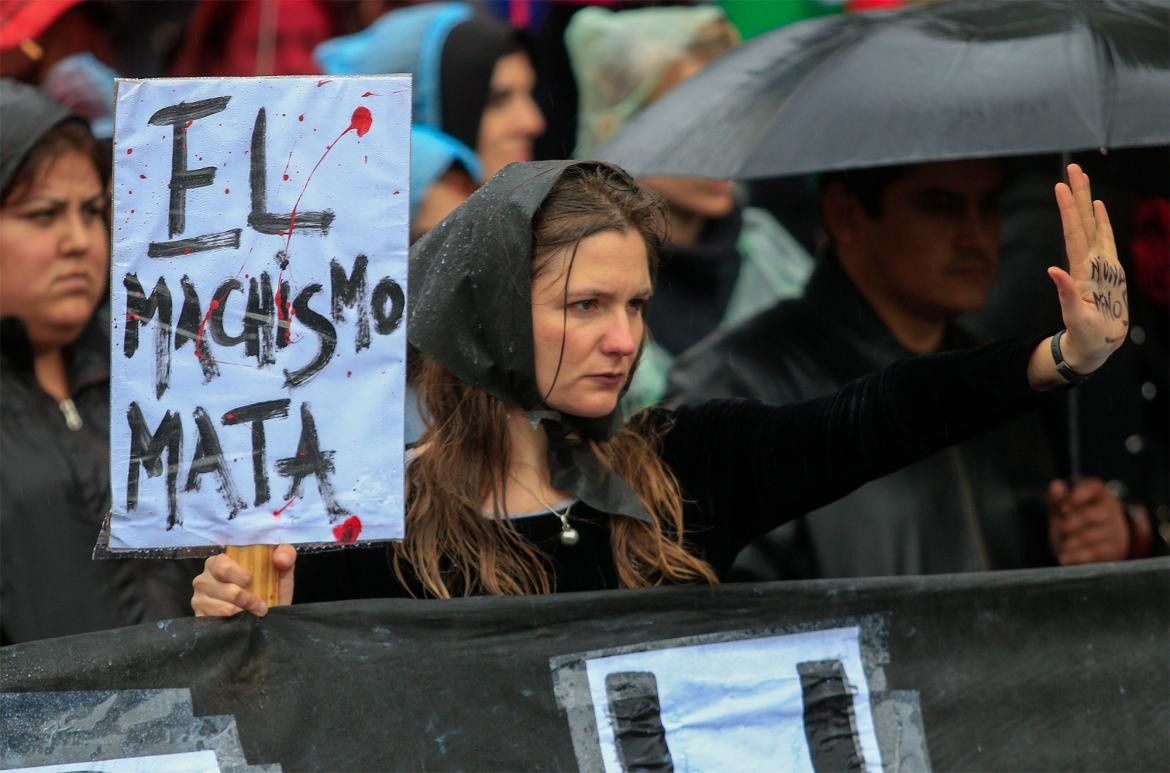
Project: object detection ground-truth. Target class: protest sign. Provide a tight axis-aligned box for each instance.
[107,77,410,551]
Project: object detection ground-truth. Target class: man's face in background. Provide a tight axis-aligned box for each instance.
[846,159,1006,321]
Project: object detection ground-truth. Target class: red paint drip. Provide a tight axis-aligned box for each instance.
[360,91,379,97]
[282,174,289,181]
[126,148,133,154]
[194,299,219,360]
[280,106,374,260]
[273,496,297,517]
[332,516,362,544]
[316,79,332,87]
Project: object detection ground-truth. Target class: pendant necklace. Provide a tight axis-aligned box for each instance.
[508,473,580,546]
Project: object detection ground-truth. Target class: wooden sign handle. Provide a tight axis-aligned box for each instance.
[225,545,282,608]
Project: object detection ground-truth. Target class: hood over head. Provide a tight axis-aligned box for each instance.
[566,5,735,157]
[409,125,482,219]
[0,78,83,195]
[314,2,518,150]
[408,159,653,523]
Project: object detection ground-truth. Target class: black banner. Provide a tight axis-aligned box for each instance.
[2,559,1167,771]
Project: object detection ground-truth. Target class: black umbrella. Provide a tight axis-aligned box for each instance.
[594,0,1170,179]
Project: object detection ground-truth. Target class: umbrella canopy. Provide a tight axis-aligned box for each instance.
[594,0,1170,179]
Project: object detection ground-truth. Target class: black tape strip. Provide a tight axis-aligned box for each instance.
[605,671,673,773]
[798,659,866,772]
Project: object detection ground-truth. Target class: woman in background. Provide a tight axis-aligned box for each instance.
[314,1,546,183]
[0,80,193,644]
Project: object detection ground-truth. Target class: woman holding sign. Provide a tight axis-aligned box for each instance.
[0,80,194,643]
[193,159,1127,613]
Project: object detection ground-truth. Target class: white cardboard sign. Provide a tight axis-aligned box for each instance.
[108,76,410,549]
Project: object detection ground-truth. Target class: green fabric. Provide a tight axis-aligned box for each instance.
[720,0,842,40]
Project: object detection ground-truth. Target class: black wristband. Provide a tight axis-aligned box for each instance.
[1051,329,1089,384]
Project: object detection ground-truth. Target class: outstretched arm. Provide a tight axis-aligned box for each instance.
[1027,164,1127,389]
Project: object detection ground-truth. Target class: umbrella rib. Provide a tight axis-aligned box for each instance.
[737,20,876,178]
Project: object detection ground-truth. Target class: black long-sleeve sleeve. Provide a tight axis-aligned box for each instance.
[657,337,1049,570]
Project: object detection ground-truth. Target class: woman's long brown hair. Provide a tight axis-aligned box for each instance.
[396,163,719,597]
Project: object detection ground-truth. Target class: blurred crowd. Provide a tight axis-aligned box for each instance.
[1,0,1166,644]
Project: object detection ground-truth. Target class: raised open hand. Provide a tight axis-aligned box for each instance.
[1047,163,1128,375]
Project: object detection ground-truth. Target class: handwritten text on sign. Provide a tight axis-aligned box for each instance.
[109,77,410,549]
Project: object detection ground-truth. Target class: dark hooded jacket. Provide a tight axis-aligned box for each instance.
[1,312,197,644]
[0,80,195,644]
[665,257,1057,580]
[294,161,1053,599]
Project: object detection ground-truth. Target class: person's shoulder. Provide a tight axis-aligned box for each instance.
[665,297,820,404]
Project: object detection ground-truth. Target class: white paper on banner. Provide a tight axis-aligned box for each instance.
[9,749,221,773]
[584,626,883,773]
[108,77,410,549]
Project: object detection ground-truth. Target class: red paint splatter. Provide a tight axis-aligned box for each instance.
[298,114,304,122]
[139,174,146,179]
[182,247,191,255]
[279,106,375,262]
[126,312,139,321]
[184,119,193,129]
[224,188,230,194]
[225,412,236,420]
[349,106,372,137]
[360,91,379,97]
[332,516,362,544]
[273,496,297,517]
[346,370,352,377]
[282,174,289,181]
[130,209,135,214]
[126,148,133,154]
[392,190,399,196]
[316,79,332,87]
[194,299,219,360]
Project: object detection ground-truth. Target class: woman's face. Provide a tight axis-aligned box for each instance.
[531,228,652,418]
[0,151,109,349]
[476,51,546,182]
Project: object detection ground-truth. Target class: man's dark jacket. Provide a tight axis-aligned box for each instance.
[665,258,1056,580]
